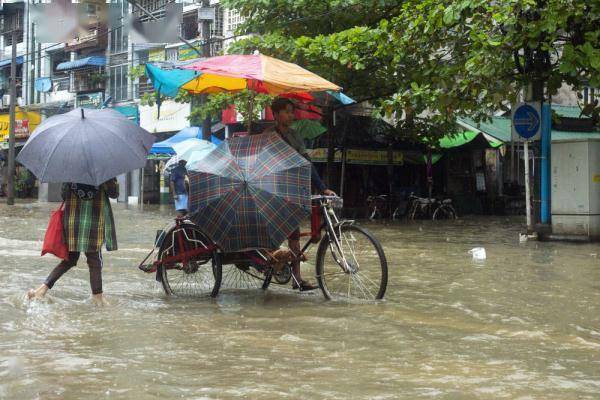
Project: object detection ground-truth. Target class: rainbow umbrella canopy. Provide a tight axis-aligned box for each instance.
[146,54,341,98]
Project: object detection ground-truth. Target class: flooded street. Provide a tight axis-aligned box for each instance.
[1,201,599,399]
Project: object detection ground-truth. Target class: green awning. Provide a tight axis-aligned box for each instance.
[457,105,599,144]
[428,130,503,150]
[438,131,478,148]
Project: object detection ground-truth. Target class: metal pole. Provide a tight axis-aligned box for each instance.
[340,148,346,198]
[524,140,532,232]
[7,29,18,206]
[30,18,35,104]
[201,0,212,140]
[540,103,551,224]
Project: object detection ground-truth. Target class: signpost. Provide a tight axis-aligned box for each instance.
[512,102,541,232]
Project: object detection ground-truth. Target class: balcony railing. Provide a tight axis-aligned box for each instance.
[65,23,108,52]
[71,79,106,93]
[52,75,70,91]
[135,79,154,98]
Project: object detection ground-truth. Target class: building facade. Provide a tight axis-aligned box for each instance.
[0,0,244,202]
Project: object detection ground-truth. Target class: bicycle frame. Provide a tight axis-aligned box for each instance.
[294,196,354,274]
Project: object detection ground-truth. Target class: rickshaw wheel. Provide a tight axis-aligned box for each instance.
[220,263,269,291]
[158,222,222,297]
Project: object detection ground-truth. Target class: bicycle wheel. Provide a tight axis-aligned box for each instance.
[409,202,421,220]
[220,263,268,291]
[432,204,458,220]
[316,224,388,300]
[159,223,222,297]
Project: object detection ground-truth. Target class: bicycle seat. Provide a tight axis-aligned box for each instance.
[442,199,453,204]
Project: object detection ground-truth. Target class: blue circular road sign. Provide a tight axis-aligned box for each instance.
[513,104,540,139]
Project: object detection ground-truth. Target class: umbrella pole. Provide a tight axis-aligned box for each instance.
[247,93,254,134]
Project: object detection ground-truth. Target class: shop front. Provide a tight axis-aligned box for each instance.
[0,109,42,198]
[140,101,192,205]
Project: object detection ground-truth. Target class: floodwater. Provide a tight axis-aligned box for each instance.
[0,201,599,399]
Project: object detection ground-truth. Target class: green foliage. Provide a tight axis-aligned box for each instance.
[89,72,107,86]
[224,0,600,141]
[139,90,190,107]
[188,90,274,126]
[128,65,146,80]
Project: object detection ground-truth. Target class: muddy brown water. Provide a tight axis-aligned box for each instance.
[1,202,599,399]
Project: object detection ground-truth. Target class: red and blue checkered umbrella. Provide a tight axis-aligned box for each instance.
[188,132,311,252]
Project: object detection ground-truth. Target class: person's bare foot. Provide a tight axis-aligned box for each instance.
[26,284,48,300]
[92,293,109,306]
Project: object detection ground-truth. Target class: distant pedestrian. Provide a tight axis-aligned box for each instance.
[27,178,119,306]
[170,159,189,217]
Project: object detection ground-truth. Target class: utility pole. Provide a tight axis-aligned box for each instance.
[29,17,35,104]
[200,0,211,140]
[7,27,17,205]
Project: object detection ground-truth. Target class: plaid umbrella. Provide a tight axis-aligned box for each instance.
[188,132,311,252]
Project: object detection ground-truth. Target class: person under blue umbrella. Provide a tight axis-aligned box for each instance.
[170,159,189,217]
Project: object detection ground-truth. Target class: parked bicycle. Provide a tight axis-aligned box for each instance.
[406,194,458,220]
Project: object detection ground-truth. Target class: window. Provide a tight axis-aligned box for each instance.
[211,5,224,38]
[110,26,128,54]
[109,64,128,101]
[181,12,198,40]
[226,9,244,34]
[166,47,178,62]
[581,87,596,105]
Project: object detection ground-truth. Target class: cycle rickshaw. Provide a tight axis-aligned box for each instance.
[138,132,388,300]
[139,194,388,300]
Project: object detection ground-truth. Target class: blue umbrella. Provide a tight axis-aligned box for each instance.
[163,138,216,174]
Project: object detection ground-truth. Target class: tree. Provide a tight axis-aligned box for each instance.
[222,0,600,140]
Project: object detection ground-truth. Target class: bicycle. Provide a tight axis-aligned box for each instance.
[432,198,458,220]
[139,196,388,300]
[407,194,458,220]
[366,194,390,220]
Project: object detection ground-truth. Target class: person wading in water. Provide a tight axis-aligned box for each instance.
[27,178,119,306]
[262,97,336,291]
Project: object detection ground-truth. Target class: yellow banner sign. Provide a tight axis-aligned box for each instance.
[149,48,165,62]
[0,109,41,142]
[308,148,404,165]
[593,174,600,183]
[179,42,200,61]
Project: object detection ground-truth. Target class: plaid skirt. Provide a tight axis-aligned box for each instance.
[63,188,118,252]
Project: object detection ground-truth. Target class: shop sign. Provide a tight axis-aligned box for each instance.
[149,48,165,62]
[308,148,404,165]
[76,91,104,109]
[179,41,200,61]
[139,100,191,133]
[0,109,41,142]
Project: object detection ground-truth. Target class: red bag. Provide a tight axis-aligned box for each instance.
[41,202,69,260]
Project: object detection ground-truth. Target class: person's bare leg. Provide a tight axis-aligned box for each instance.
[92,293,109,306]
[289,237,302,283]
[27,284,49,299]
[27,252,79,300]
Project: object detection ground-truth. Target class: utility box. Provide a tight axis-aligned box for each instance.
[551,139,600,239]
